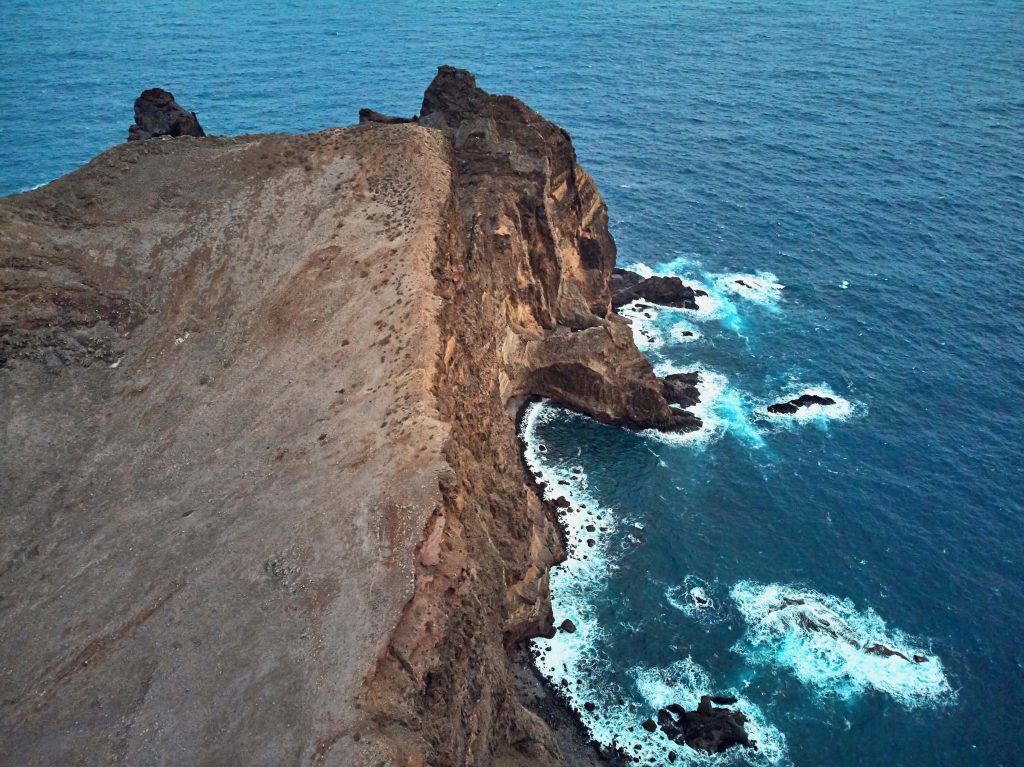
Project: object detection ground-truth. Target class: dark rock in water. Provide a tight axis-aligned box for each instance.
[584,701,596,712]
[665,409,702,433]
[609,267,645,295]
[358,108,418,124]
[661,371,700,409]
[552,496,571,508]
[612,273,707,310]
[710,695,738,705]
[767,393,836,414]
[735,279,750,289]
[656,695,753,755]
[864,642,912,662]
[127,88,204,141]
[559,619,577,634]
[913,654,929,663]
[642,719,658,733]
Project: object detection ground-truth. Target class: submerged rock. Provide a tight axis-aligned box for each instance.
[611,269,707,310]
[655,696,754,754]
[127,88,204,141]
[767,393,836,414]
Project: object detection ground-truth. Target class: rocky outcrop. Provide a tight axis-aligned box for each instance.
[767,393,836,414]
[2,67,691,767]
[610,268,706,310]
[661,371,700,409]
[127,88,205,141]
[359,108,418,124]
[655,696,754,755]
[363,65,696,767]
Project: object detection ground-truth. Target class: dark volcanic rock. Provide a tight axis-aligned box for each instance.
[611,272,707,310]
[609,267,644,295]
[767,393,836,414]
[127,88,204,141]
[661,371,700,409]
[359,108,418,124]
[559,619,577,634]
[656,696,753,755]
[864,643,912,662]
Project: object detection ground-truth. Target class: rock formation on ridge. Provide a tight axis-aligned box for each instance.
[127,87,205,141]
[1,67,690,766]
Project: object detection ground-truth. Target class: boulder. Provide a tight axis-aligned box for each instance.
[127,88,204,141]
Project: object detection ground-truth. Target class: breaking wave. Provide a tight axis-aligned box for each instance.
[730,581,955,708]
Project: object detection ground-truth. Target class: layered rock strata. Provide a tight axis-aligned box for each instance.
[0,67,687,766]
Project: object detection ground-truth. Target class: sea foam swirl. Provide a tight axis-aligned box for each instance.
[730,581,955,708]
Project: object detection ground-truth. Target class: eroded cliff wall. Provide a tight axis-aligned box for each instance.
[0,68,676,766]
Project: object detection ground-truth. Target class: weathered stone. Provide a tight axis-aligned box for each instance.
[127,88,204,141]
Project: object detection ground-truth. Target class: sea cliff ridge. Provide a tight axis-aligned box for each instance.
[0,67,693,765]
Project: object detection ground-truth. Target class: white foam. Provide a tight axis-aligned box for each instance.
[730,581,955,708]
[643,364,766,450]
[522,402,788,765]
[622,261,787,336]
[666,575,728,628]
[760,385,857,425]
[715,272,785,309]
[617,299,670,352]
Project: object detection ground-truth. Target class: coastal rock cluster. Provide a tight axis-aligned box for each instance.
[610,267,707,310]
[651,695,754,755]
[2,67,697,767]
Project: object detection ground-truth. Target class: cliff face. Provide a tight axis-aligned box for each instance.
[362,68,681,766]
[0,68,677,766]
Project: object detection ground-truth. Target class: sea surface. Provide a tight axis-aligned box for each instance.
[2,2,1022,765]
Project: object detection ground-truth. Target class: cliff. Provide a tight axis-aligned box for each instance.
[0,67,682,766]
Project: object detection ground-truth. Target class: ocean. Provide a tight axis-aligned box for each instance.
[2,1,1021,765]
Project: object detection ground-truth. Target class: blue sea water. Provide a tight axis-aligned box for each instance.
[2,2,1022,765]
